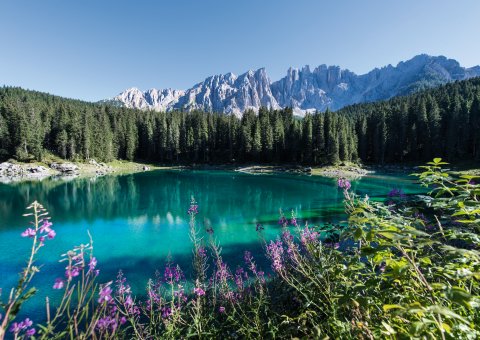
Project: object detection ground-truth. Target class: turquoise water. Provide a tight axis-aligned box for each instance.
[0,170,423,319]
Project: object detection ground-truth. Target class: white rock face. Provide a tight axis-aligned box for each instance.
[116,88,185,111]
[109,55,480,115]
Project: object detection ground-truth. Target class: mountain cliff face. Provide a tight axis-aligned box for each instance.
[110,55,480,116]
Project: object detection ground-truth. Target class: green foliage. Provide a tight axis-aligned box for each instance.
[4,77,480,165]
[0,87,359,164]
[339,158,480,338]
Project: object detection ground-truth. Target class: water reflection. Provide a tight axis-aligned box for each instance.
[0,170,347,231]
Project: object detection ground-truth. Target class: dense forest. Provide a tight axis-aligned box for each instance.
[0,78,479,165]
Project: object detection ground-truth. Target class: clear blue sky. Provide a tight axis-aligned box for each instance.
[1,0,479,101]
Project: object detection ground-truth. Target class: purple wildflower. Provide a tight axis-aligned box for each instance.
[161,306,172,319]
[174,289,187,304]
[244,251,253,264]
[219,306,226,313]
[47,229,56,239]
[164,265,183,283]
[244,251,259,275]
[193,287,205,296]
[300,226,319,246]
[388,188,406,198]
[9,322,22,333]
[71,253,85,267]
[278,216,288,226]
[39,220,52,233]
[266,239,284,272]
[148,286,160,303]
[224,291,237,302]
[281,229,294,243]
[21,228,36,238]
[235,268,245,288]
[338,178,351,190]
[257,271,265,284]
[120,316,127,325]
[290,217,298,227]
[96,316,117,331]
[53,278,64,289]
[26,328,36,337]
[188,204,198,215]
[116,272,131,295]
[65,266,80,279]
[197,247,207,258]
[215,261,232,282]
[88,257,98,272]
[98,283,113,303]
[125,295,133,307]
[325,242,340,249]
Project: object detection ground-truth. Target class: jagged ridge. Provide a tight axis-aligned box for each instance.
[110,54,480,116]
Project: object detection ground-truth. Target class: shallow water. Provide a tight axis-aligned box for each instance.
[0,169,424,319]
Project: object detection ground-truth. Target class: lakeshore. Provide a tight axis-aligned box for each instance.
[0,159,374,184]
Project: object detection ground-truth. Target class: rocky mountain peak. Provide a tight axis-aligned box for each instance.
[109,55,480,116]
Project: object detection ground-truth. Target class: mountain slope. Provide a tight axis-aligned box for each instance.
[110,54,480,115]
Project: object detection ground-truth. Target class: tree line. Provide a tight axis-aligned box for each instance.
[0,77,479,165]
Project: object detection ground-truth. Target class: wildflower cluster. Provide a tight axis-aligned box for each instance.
[9,318,35,338]
[21,216,55,244]
[337,177,351,190]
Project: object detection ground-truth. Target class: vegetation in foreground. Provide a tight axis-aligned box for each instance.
[0,159,479,339]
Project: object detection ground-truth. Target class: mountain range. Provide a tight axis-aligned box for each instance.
[109,54,480,116]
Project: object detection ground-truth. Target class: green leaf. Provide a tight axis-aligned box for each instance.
[353,227,363,240]
[427,305,469,324]
[9,287,37,319]
[447,287,473,308]
[381,321,396,335]
[383,304,405,312]
[420,257,432,265]
[378,231,398,240]
[441,322,452,334]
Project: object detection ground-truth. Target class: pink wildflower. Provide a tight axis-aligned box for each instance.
[194,287,205,296]
[53,278,64,289]
[21,228,36,238]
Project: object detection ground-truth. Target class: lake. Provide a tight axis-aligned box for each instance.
[0,169,424,319]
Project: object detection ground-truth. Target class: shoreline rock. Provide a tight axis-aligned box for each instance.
[314,165,372,179]
[236,165,313,175]
[50,162,79,174]
[0,162,53,182]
